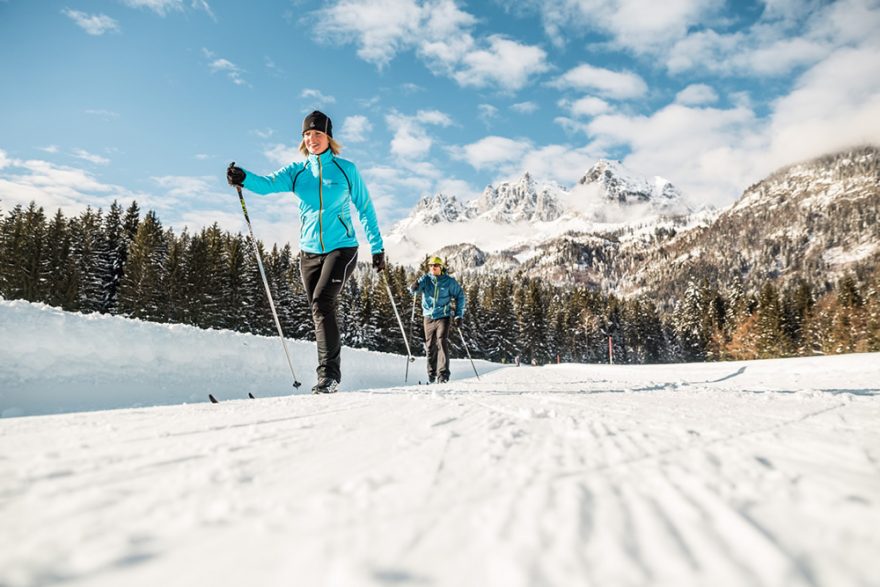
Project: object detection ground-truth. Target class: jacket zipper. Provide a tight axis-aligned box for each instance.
[318,156,325,252]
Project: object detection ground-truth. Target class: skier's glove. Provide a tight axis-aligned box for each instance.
[453,316,462,328]
[227,162,246,187]
[409,280,420,292]
[372,250,386,272]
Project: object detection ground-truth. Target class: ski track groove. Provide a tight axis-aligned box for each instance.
[3,358,880,587]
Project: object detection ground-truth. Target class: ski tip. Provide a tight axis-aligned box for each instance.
[208,394,219,404]
[248,392,255,399]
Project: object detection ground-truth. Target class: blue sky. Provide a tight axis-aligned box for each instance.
[1,0,878,248]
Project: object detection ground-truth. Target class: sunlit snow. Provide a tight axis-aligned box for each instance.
[1,300,879,587]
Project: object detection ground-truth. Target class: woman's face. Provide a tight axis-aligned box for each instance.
[429,264,442,276]
[303,130,329,155]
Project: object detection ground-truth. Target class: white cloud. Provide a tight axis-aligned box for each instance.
[666,28,828,76]
[361,164,434,218]
[586,103,761,205]
[515,143,603,185]
[666,0,880,77]
[552,64,647,99]
[203,49,247,86]
[300,89,337,107]
[478,104,499,123]
[313,0,548,91]
[39,146,60,154]
[62,9,120,35]
[389,120,433,159]
[341,115,373,143]
[446,35,550,91]
[191,0,216,21]
[511,101,539,114]
[72,149,111,166]
[312,0,424,67]
[450,135,532,170]
[0,155,140,216]
[251,128,275,139]
[414,110,453,126]
[675,84,718,105]
[580,38,880,206]
[387,109,452,159]
[764,43,880,170]
[122,0,184,17]
[263,144,304,167]
[152,175,214,200]
[559,96,612,117]
[497,0,720,54]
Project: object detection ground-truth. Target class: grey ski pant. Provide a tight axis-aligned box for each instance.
[300,246,358,382]
[424,316,451,381]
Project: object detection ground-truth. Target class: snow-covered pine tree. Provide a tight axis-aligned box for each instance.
[43,209,78,310]
[100,201,125,313]
[72,206,105,314]
[117,210,168,321]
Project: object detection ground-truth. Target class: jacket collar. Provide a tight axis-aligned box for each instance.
[307,149,334,167]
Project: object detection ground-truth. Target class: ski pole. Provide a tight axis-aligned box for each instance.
[456,324,480,380]
[409,290,418,348]
[234,182,301,388]
[381,270,415,382]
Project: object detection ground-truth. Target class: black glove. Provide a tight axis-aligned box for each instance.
[227,162,246,187]
[372,250,386,272]
[453,316,462,328]
[409,279,420,292]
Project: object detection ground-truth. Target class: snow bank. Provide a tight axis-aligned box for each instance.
[0,300,498,417]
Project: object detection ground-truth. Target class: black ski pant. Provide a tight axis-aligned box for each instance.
[300,246,358,382]
[424,316,451,381]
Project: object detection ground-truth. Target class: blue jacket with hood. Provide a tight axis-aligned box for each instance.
[411,272,466,320]
[241,150,384,255]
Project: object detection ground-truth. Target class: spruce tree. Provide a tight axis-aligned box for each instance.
[100,201,125,313]
[117,210,168,321]
[44,209,78,310]
[72,207,104,313]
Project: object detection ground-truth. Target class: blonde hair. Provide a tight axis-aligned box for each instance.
[299,135,343,157]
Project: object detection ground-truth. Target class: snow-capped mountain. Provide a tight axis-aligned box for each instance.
[579,159,686,209]
[387,145,879,303]
[469,172,564,223]
[385,159,689,265]
[394,192,466,229]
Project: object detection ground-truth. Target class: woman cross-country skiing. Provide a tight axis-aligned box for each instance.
[227,110,385,394]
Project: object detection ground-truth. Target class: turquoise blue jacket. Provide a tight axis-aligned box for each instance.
[242,150,384,255]
[411,273,466,320]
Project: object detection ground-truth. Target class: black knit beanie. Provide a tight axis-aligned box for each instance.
[302,110,332,138]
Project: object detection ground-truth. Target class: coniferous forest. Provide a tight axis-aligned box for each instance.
[2,200,879,365]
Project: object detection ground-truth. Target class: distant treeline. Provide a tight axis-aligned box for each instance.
[2,201,878,364]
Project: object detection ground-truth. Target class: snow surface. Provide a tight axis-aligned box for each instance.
[2,300,880,587]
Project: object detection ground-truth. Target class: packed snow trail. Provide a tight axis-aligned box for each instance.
[2,354,879,587]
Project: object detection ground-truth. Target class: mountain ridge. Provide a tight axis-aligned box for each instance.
[388,145,879,304]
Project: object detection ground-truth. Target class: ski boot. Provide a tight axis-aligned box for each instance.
[312,377,339,394]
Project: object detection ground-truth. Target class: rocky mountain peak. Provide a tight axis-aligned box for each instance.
[471,172,563,223]
[409,192,465,225]
[580,159,684,207]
